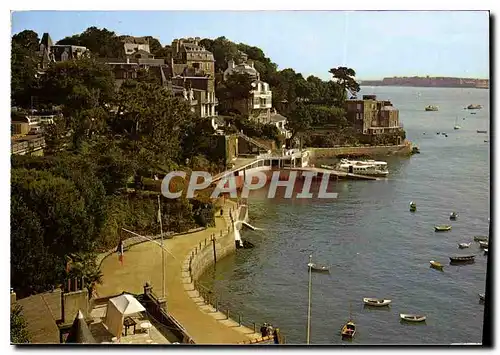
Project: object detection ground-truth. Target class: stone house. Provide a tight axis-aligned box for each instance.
[345,95,404,144]
[168,38,217,119]
[38,33,89,70]
[223,59,273,121]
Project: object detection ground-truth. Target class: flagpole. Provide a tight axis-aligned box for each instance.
[307,254,312,344]
[158,194,165,299]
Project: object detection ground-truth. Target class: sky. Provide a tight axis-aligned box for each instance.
[10,10,490,80]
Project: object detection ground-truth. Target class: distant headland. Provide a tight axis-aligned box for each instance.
[360,76,489,89]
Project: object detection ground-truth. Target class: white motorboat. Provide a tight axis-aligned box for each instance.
[340,158,388,170]
[338,159,389,177]
[363,298,392,307]
[479,241,489,249]
[458,242,471,249]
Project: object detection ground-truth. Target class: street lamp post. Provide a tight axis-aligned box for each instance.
[306,254,312,344]
[157,195,165,299]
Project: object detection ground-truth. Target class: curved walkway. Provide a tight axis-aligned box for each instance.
[96,200,257,344]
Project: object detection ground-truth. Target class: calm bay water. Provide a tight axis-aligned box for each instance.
[199,86,490,344]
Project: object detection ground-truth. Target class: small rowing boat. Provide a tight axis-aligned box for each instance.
[341,321,356,339]
[363,298,392,307]
[307,262,330,273]
[474,236,488,242]
[429,260,444,270]
[479,293,485,302]
[449,255,475,263]
[458,242,471,249]
[484,248,488,255]
[400,314,426,323]
[450,212,458,220]
[435,225,452,232]
[479,241,488,249]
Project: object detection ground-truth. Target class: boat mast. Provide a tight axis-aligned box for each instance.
[306,254,312,344]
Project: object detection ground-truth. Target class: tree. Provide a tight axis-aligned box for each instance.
[328,66,360,99]
[216,73,254,115]
[11,169,100,270]
[11,195,55,296]
[11,305,30,344]
[114,81,194,168]
[38,57,115,113]
[11,30,40,107]
[66,253,103,298]
[37,57,114,148]
[286,103,313,141]
[12,30,40,52]
[57,27,123,58]
[143,36,163,56]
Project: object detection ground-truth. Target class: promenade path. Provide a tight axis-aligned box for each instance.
[96,200,259,344]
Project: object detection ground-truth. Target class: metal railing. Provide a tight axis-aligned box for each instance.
[187,202,285,344]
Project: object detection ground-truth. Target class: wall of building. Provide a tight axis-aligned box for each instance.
[308,141,413,159]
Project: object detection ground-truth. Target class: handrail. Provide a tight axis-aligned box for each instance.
[187,202,285,344]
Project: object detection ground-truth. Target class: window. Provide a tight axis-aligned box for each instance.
[192,63,200,69]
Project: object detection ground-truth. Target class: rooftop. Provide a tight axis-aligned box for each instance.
[90,302,173,344]
[15,289,62,344]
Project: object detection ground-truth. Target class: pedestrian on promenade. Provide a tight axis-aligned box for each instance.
[260,323,268,337]
[220,208,223,216]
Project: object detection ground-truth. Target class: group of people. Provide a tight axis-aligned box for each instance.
[260,323,280,343]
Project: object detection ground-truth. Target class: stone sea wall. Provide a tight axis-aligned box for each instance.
[308,141,413,159]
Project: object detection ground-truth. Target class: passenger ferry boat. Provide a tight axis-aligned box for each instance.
[337,159,389,177]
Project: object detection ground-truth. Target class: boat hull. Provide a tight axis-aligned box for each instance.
[435,226,452,232]
[474,236,488,242]
[341,322,356,339]
[429,261,444,270]
[363,298,391,307]
[449,256,475,264]
[400,314,426,322]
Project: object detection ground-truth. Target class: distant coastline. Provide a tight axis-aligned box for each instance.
[359,76,489,89]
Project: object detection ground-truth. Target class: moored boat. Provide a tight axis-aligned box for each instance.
[477,130,487,134]
[484,248,488,255]
[458,242,471,249]
[307,262,330,273]
[429,260,444,270]
[410,201,417,212]
[400,314,426,322]
[450,212,458,220]
[425,105,439,111]
[474,236,488,242]
[363,298,392,307]
[341,321,356,339]
[435,225,452,232]
[479,241,488,249]
[449,255,475,263]
[467,104,482,110]
[479,293,485,302]
[337,159,389,177]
